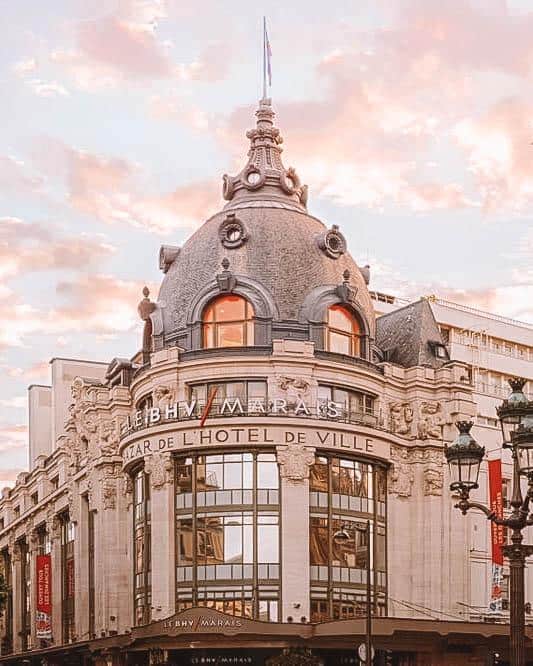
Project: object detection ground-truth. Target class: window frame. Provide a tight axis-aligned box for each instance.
[202,295,255,349]
[325,305,362,357]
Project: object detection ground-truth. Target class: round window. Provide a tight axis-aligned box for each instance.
[247,171,261,186]
[219,215,247,249]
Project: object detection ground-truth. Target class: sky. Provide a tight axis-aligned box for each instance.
[1,0,533,485]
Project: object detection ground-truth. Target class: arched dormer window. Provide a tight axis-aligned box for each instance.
[326,305,361,356]
[202,295,254,348]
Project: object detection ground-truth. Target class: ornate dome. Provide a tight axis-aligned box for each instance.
[155,99,376,352]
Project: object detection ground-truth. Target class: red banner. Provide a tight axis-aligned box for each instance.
[488,459,505,565]
[36,554,52,614]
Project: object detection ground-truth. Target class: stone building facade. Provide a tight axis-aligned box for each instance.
[0,99,524,665]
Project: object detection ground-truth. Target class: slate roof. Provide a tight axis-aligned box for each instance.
[157,205,375,336]
[376,298,449,368]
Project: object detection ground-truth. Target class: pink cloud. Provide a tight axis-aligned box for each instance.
[0,424,27,454]
[0,156,43,194]
[0,217,115,281]
[455,98,533,211]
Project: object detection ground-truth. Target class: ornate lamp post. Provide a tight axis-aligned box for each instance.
[445,378,533,666]
[334,520,372,664]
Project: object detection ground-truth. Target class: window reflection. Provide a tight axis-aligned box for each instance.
[326,305,361,357]
[309,453,387,623]
[175,453,280,621]
[202,295,254,348]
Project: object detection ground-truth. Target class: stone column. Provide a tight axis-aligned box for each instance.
[47,513,62,645]
[95,463,127,637]
[10,542,22,654]
[28,530,39,649]
[145,452,175,621]
[277,444,315,622]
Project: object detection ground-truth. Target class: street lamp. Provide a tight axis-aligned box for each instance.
[445,378,533,666]
[333,520,372,664]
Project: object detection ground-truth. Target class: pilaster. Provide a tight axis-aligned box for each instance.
[145,452,175,621]
[277,444,314,621]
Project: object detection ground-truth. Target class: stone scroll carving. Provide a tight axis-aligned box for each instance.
[277,445,315,484]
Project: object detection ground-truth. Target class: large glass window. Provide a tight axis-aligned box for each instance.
[309,453,387,622]
[318,385,375,424]
[133,469,151,627]
[188,380,268,420]
[326,305,361,356]
[61,515,75,644]
[175,452,280,621]
[202,295,254,348]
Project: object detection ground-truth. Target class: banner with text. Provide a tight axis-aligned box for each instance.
[36,554,52,639]
[488,459,504,613]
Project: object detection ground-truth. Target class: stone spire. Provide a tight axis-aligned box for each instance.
[222,98,308,210]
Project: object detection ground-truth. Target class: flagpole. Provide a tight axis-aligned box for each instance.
[262,16,267,100]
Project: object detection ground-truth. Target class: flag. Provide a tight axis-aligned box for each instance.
[488,459,505,613]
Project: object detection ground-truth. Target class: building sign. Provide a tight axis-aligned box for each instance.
[120,398,376,439]
[488,459,504,614]
[121,424,388,466]
[36,554,52,639]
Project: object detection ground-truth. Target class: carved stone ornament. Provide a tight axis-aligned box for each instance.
[417,401,444,441]
[277,445,315,484]
[47,510,61,541]
[99,464,122,510]
[101,479,117,510]
[153,384,177,412]
[67,488,79,524]
[123,474,134,508]
[219,213,247,249]
[216,258,237,293]
[144,451,174,490]
[275,376,312,408]
[389,402,415,439]
[389,447,415,498]
[335,269,358,305]
[317,225,347,259]
[99,419,119,457]
[423,464,444,496]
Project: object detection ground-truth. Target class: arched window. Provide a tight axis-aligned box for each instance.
[326,305,361,356]
[202,295,254,348]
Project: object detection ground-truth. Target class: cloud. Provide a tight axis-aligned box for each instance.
[454,98,533,211]
[32,140,220,232]
[148,93,209,130]
[0,424,27,454]
[28,79,70,98]
[0,156,43,194]
[0,397,27,409]
[50,1,231,89]
[13,58,37,76]
[0,468,25,488]
[0,217,115,281]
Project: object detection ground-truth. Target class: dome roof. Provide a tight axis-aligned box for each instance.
[156,99,375,345]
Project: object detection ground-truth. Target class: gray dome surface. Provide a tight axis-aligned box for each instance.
[156,99,375,343]
[157,204,375,338]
